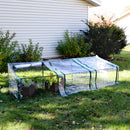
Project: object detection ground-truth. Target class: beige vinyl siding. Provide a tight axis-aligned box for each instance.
[0,0,89,58]
[114,11,130,44]
[116,15,130,44]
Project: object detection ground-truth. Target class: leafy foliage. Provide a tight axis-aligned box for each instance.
[18,39,43,62]
[0,30,43,72]
[82,16,127,58]
[0,30,18,72]
[56,31,91,58]
[21,79,34,87]
[79,36,92,57]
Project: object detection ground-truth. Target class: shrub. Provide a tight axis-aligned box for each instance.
[0,30,43,72]
[0,52,2,65]
[82,16,127,58]
[78,36,92,57]
[18,39,43,62]
[56,31,91,58]
[0,30,18,72]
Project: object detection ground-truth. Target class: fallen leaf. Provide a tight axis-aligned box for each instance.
[106,102,109,105]
[109,115,112,117]
[91,98,95,101]
[34,118,38,120]
[75,97,82,100]
[52,114,55,116]
[123,112,126,116]
[68,125,71,127]
[56,122,60,124]
[19,120,22,122]
[72,121,76,125]
[63,120,69,123]
[82,119,86,122]
[94,113,100,117]
[74,106,78,108]
[15,117,19,120]
[94,113,97,116]
[66,113,70,117]
[1,111,5,114]
[30,128,37,130]
[100,125,102,128]
[28,111,34,114]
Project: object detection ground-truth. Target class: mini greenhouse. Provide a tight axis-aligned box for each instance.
[8,55,119,100]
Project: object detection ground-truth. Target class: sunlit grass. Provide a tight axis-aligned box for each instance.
[121,45,130,55]
[119,70,130,81]
[0,72,8,86]
[1,122,30,130]
[0,87,8,93]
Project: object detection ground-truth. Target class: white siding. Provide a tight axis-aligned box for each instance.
[0,0,89,58]
[116,15,130,44]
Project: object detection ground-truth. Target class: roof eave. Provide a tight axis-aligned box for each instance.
[86,0,101,7]
[113,10,130,22]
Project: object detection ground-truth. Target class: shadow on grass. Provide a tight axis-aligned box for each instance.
[0,82,130,129]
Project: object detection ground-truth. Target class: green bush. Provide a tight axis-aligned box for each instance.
[56,31,91,58]
[82,16,127,58]
[0,30,43,72]
[18,39,43,62]
[0,30,18,72]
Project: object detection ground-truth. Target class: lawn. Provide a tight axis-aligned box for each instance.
[0,46,130,130]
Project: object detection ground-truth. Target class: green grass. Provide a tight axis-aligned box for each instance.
[0,46,130,130]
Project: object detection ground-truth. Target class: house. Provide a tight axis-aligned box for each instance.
[0,0,101,58]
[114,10,130,44]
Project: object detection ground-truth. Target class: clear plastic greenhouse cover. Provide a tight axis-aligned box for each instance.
[8,55,119,100]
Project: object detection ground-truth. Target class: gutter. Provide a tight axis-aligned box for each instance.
[86,0,101,7]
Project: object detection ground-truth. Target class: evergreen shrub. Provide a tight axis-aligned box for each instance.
[82,16,127,58]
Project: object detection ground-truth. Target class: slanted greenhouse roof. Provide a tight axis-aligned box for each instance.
[44,55,118,76]
[44,58,90,76]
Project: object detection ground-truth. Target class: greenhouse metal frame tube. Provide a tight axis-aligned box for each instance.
[72,59,93,89]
